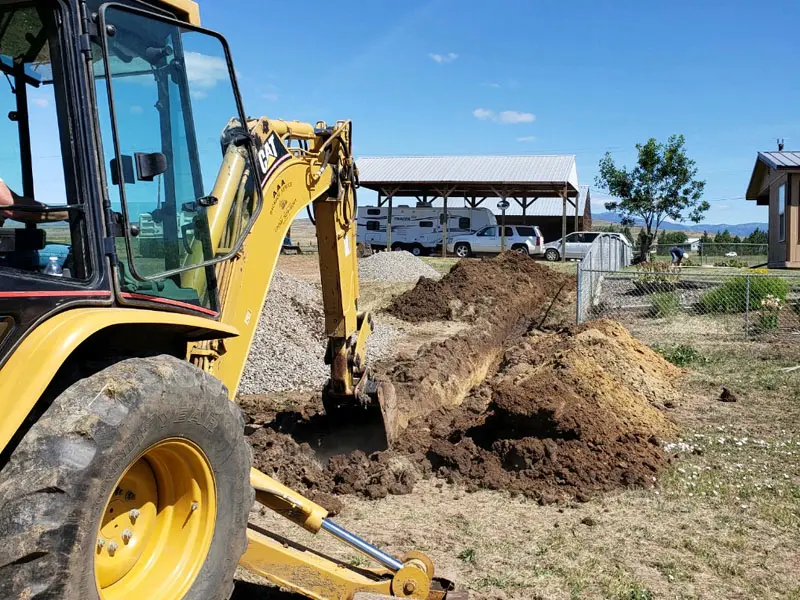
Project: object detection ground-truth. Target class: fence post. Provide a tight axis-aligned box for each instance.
[576,261,582,324]
[745,275,751,340]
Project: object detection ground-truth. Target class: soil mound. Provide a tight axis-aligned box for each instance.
[398,320,679,502]
[386,252,573,322]
[244,319,679,505]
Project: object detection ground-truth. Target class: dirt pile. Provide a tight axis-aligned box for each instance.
[247,424,421,513]
[399,319,680,502]
[244,319,680,505]
[386,252,573,322]
[378,253,576,429]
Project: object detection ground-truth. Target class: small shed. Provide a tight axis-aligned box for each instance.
[745,151,800,268]
[356,155,581,256]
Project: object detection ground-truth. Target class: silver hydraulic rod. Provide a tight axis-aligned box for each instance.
[320,519,403,572]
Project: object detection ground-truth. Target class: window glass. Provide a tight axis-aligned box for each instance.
[419,220,433,228]
[0,3,88,280]
[477,226,497,237]
[95,6,256,310]
[366,220,380,231]
[778,183,786,242]
[583,232,600,242]
[564,233,579,243]
[367,208,380,216]
[516,226,535,237]
[458,217,471,229]
[503,227,513,236]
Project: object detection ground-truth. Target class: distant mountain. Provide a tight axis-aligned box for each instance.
[593,212,767,238]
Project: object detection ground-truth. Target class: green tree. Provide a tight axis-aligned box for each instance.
[713,229,733,256]
[662,231,688,245]
[596,134,707,261]
[744,227,768,245]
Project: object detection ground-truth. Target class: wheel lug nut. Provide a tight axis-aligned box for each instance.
[122,529,133,543]
[129,509,140,521]
[107,541,118,554]
[97,538,105,549]
[191,501,199,512]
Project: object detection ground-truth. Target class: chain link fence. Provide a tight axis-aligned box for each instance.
[638,242,769,268]
[576,235,633,323]
[578,263,800,342]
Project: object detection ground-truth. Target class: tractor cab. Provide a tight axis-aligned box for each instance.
[0,0,259,358]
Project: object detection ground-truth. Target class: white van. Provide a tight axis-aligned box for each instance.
[356,205,496,255]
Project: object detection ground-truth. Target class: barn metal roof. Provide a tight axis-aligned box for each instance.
[356,155,579,196]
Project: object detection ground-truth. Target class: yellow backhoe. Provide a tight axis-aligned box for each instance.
[0,1,463,598]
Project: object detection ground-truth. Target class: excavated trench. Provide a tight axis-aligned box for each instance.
[241,254,680,509]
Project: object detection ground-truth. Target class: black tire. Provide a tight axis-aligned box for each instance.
[510,244,530,256]
[0,355,253,600]
[454,243,471,258]
[544,248,560,262]
[409,244,425,257]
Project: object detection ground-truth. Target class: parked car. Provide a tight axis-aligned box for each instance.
[543,231,632,261]
[447,225,544,257]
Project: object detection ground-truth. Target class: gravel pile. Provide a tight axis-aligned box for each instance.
[358,251,441,283]
[239,270,401,395]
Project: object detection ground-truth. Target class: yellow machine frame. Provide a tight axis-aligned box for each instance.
[0,0,460,597]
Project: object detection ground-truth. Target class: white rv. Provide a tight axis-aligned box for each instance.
[356,205,496,255]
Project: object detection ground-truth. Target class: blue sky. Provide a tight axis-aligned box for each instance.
[194,0,800,225]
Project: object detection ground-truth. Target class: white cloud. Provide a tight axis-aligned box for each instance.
[472,108,494,120]
[130,105,143,114]
[190,90,209,100]
[32,97,49,108]
[428,52,458,64]
[716,204,731,210]
[184,51,229,97]
[484,82,501,88]
[472,108,535,125]
[517,135,535,142]
[497,110,535,124]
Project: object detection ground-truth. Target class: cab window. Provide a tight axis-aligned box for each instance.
[0,3,88,280]
[477,226,496,237]
[93,5,256,311]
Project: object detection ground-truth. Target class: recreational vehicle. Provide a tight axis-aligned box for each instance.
[356,205,496,255]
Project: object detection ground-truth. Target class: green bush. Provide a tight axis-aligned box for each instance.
[650,291,680,317]
[698,276,789,314]
[713,259,748,268]
[652,343,707,366]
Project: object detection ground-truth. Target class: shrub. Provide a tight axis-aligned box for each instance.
[633,262,681,292]
[698,276,789,314]
[652,343,707,366]
[713,259,748,268]
[649,291,680,317]
[757,294,783,332]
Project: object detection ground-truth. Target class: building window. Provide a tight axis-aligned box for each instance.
[366,220,380,231]
[778,183,786,242]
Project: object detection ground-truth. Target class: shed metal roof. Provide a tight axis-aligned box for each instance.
[356,155,579,196]
[746,151,800,202]
[757,151,800,169]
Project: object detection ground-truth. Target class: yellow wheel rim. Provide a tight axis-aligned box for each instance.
[95,438,217,600]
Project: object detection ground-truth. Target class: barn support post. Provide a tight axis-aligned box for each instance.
[561,188,567,263]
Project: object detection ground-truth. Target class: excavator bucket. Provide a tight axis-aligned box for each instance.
[321,379,407,451]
